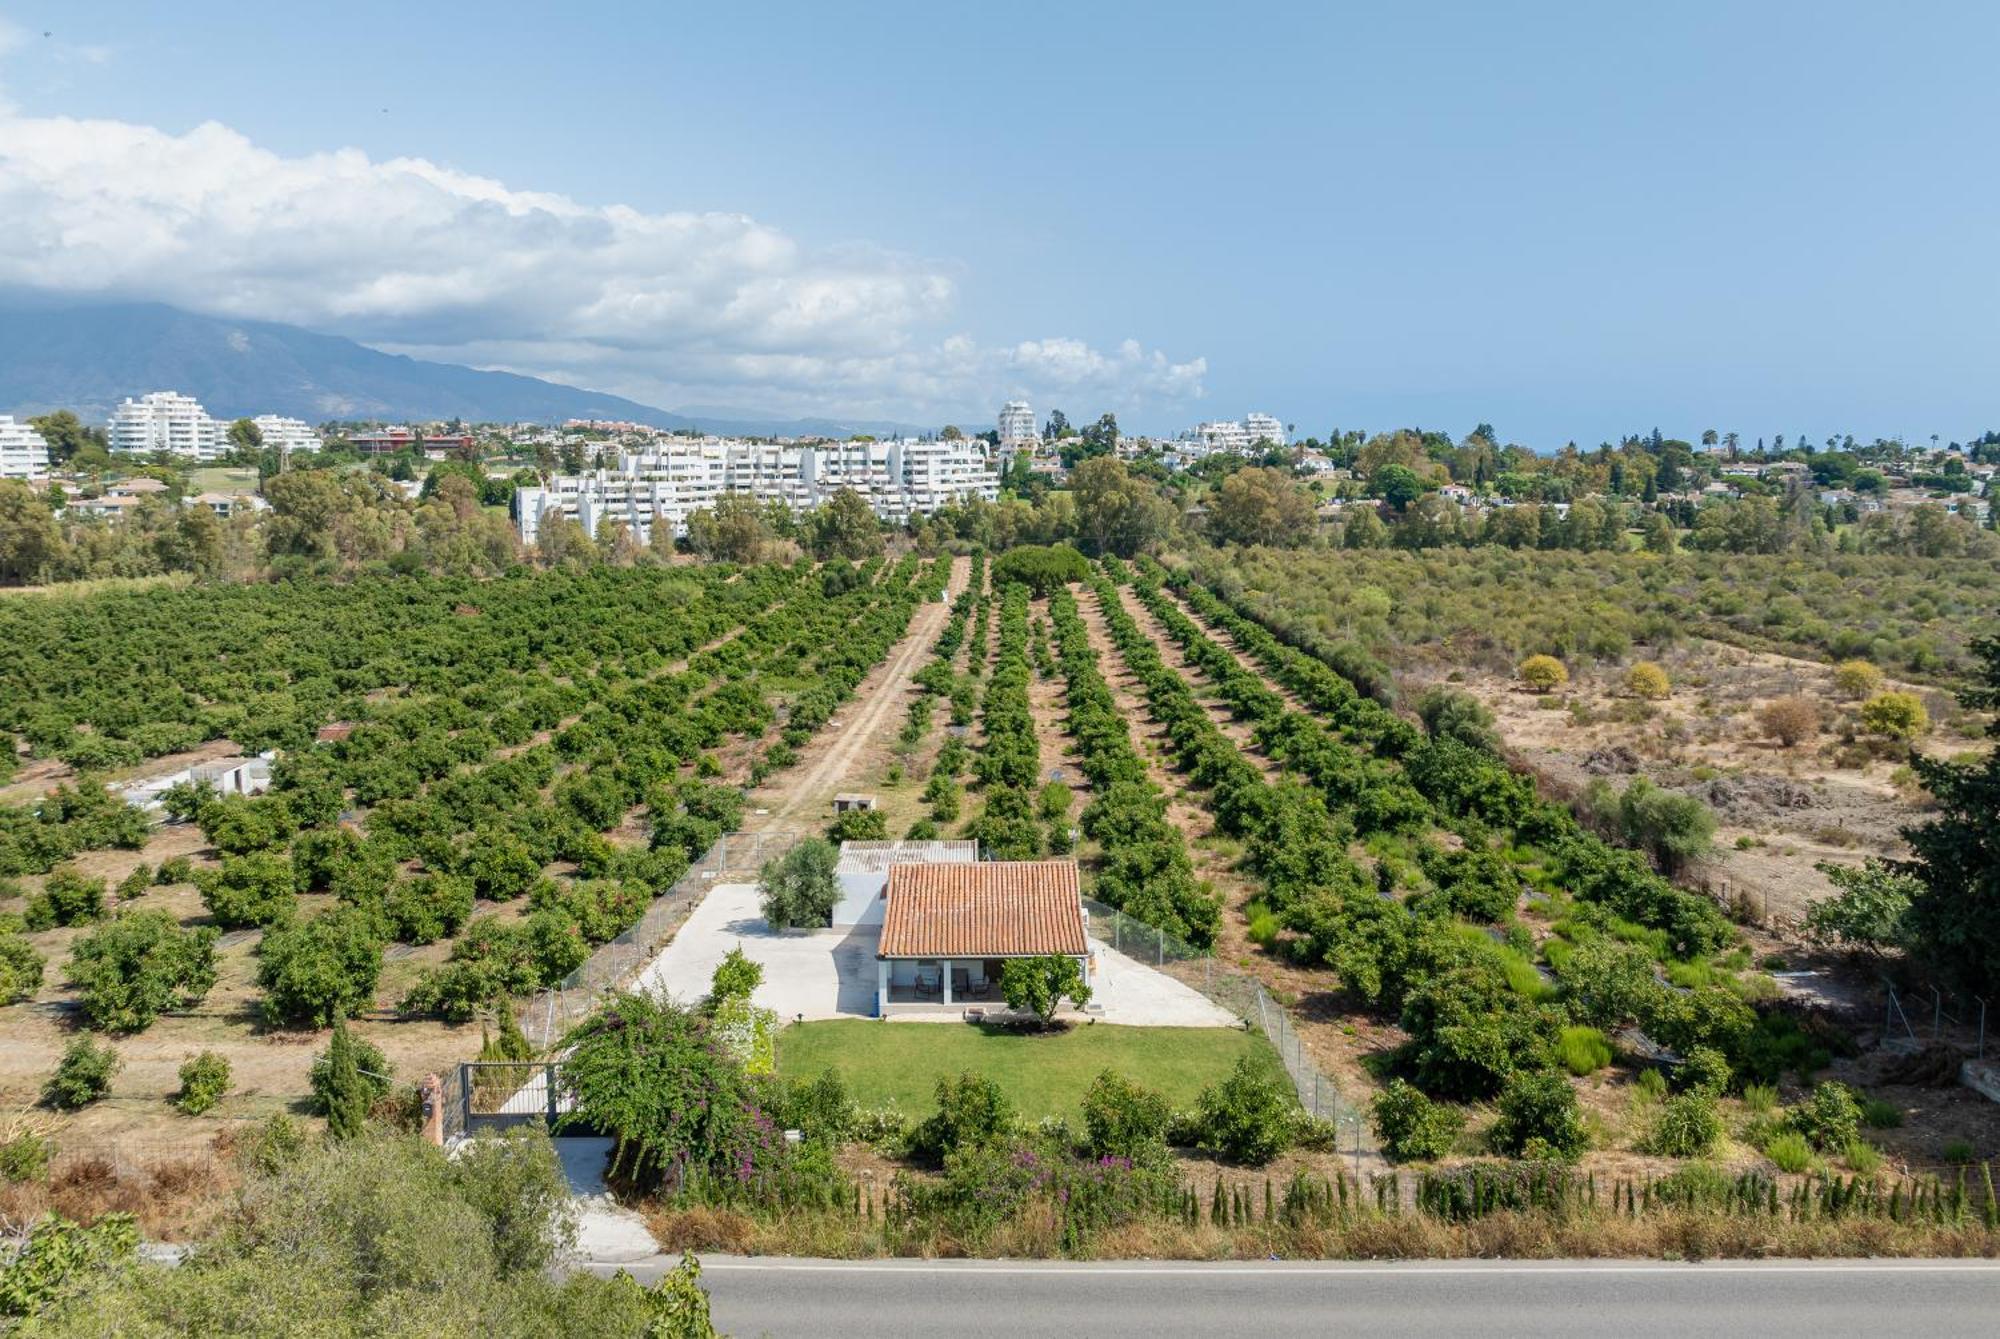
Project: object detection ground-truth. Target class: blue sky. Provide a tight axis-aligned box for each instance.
[0,2,1995,443]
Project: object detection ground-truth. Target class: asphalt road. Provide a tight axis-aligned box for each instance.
[599,1256,2000,1338]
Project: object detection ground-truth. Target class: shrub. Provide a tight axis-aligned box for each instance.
[380,873,476,945]
[155,855,195,886]
[43,1036,119,1109]
[1489,1071,1587,1160]
[1859,1096,1903,1129]
[1859,690,1927,739]
[781,1069,856,1146]
[24,867,105,930]
[1943,1139,1976,1165]
[1624,662,1671,700]
[708,946,763,1005]
[904,817,939,841]
[196,852,297,929]
[0,1131,52,1183]
[1790,1080,1862,1150]
[1675,1044,1732,1096]
[1555,1025,1613,1076]
[1080,1069,1172,1161]
[1193,1057,1295,1166]
[1764,1130,1813,1173]
[1371,1078,1463,1162]
[1648,1091,1722,1157]
[67,910,219,1032]
[116,865,151,901]
[1741,1082,1778,1113]
[998,954,1092,1027]
[0,933,44,1003]
[901,1070,1010,1165]
[1757,696,1820,747]
[174,1051,232,1115]
[308,1024,394,1122]
[758,838,839,930]
[256,908,384,1027]
[825,808,888,843]
[1805,860,1915,955]
[1832,659,1884,699]
[1518,655,1568,694]
[1844,1138,1883,1173]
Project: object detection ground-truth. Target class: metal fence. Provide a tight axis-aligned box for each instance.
[514,828,809,1048]
[1083,896,1373,1160]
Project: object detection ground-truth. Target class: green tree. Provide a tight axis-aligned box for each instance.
[1370,463,1426,512]
[43,1036,120,1110]
[0,480,65,583]
[67,910,219,1033]
[27,410,98,465]
[998,954,1091,1027]
[757,838,839,930]
[321,1019,374,1139]
[1806,860,1915,956]
[683,492,769,564]
[1903,635,2000,993]
[256,908,384,1026]
[1489,1070,1587,1159]
[809,487,883,560]
[1070,456,1171,557]
[1208,466,1317,547]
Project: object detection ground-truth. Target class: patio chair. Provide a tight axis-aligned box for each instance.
[951,967,972,1000]
[914,968,941,1000]
[966,969,991,999]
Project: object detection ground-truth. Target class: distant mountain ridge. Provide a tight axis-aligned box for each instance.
[0,301,931,438]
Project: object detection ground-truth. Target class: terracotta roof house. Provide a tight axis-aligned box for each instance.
[875,859,1091,1015]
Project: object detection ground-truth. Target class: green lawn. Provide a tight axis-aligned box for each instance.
[187,466,261,494]
[775,1020,1289,1120]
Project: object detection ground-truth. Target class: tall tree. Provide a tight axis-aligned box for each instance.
[1902,635,2000,994]
[1069,456,1170,557]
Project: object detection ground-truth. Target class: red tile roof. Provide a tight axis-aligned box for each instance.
[878,860,1087,958]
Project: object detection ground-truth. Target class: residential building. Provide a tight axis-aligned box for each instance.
[875,859,1090,1015]
[0,416,51,479]
[997,399,1037,446]
[1244,412,1287,448]
[1193,419,1252,453]
[250,415,321,459]
[515,436,999,546]
[348,427,478,457]
[188,491,267,518]
[108,391,228,460]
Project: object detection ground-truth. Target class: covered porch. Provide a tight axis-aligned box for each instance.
[873,859,1093,1018]
[876,952,1094,1015]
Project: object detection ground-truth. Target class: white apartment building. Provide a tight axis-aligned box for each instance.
[997,399,1038,446]
[108,391,228,461]
[515,437,998,547]
[0,416,51,480]
[1190,411,1287,456]
[250,415,321,458]
[1245,412,1287,448]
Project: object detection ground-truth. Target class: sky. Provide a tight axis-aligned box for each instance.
[0,1,1994,444]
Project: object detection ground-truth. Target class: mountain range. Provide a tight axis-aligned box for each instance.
[0,301,930,439]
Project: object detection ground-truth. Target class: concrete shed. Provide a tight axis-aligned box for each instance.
[832,840,978,927]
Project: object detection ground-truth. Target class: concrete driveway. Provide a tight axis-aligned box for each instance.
[633,880,1238,1028]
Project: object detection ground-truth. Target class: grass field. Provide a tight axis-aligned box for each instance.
[775,1020,1290,1120]
[185,466,261,494]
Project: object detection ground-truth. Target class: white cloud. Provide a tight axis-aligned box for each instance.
[0,104,1205,421]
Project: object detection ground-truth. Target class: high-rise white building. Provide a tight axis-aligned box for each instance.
[516,437,999,547]
[997,399,1037,446]
[1244,412,1287,448]
[0,416,51,480]
[108,392,228,461]
[250,415,321,459]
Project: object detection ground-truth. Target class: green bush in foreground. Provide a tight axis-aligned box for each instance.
[1647,1091,1722,1158]
[1194,1057,1295,1166]
[1556,1025,1612,1076]
[1372,1079,1463,1163]
[1488,1071,1587,1161]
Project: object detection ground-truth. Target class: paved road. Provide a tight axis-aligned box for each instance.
[598,1255,2000,1338]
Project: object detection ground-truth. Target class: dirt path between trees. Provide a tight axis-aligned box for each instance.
[752,557,968,830]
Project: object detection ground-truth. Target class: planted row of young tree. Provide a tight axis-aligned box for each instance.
[965,583,1052,860]
[1045,585,1217,946]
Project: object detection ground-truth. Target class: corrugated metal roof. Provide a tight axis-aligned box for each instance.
[836,840,979,876]
[879,860,1087,958]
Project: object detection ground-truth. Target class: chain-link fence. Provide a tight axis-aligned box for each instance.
[1083,896,1371,1157]
[514,828,809,1048]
